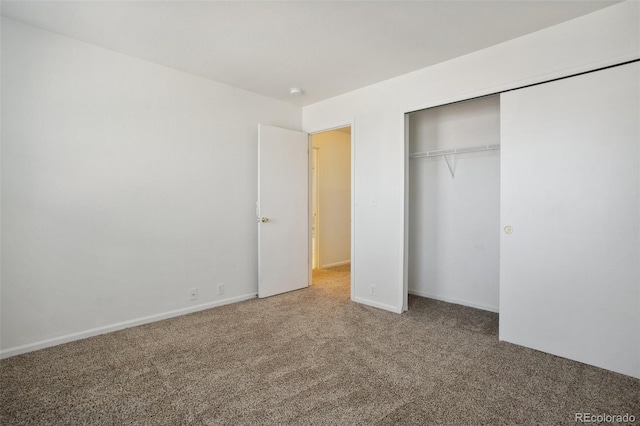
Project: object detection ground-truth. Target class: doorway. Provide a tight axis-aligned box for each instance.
[404,96,500,313]
[310,126,352,293]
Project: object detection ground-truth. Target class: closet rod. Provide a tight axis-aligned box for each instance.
[409,143,500,159]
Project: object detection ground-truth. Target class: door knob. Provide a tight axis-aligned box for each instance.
[261,217,270,223]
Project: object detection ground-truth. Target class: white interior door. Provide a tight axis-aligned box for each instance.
[500,62,640,378]
[258,124,309,298]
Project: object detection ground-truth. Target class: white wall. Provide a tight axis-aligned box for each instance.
[0,18,301,356]
[408,96,500,312]
[311,130,351,268]
[302,1,639,315]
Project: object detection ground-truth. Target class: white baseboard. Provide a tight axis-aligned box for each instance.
[320,260,351,269]
[408,289,499,313]
[353,296,403,314]
[0,293,258,359]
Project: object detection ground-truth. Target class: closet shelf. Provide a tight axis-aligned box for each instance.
[409,143,500,159]
[409,143,500,178]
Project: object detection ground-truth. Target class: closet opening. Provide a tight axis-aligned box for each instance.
[310,126,352,297]
[404,95,501,315]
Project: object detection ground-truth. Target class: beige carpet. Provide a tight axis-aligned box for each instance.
[1,265,638,425]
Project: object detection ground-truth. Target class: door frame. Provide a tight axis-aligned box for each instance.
[306,120,355,301]
[311,147,320,270]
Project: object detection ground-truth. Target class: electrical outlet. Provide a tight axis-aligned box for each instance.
[370,285,376,296]
[190,288,198,301]
[217,283,224,296]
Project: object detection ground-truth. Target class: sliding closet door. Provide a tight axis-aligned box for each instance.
[500,62,639,378]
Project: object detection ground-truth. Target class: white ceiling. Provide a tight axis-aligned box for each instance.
[1,1,620,106]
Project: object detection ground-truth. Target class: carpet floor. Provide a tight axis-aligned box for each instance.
[1,265,638,425]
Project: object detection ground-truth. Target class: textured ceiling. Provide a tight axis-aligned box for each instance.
[1,1,620,106]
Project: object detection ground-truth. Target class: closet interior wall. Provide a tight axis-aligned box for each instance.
[408,95,500,312]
